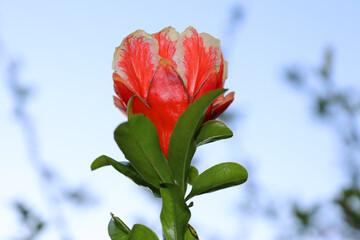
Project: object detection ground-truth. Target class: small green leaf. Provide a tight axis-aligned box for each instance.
[128,224,159,240]
[188,166,199,185]
[108,213,130,240]
[195,120,233,146]
[185,224,199,240]
[160,183,191,240]
[91,155,160,196]
[168,89,226,192]
[186,162,248,200]
[114,114,173,188]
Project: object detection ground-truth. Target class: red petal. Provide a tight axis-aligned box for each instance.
[113,72,135,105]
[153,27,179,67]
[175,27,222,97]
[113,96,127,115]
[208,92,234,120]
[112,30,160,100]
[192,71,218,102]
[132,58,189,157]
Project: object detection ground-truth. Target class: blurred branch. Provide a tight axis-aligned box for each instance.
[221,3,245,58]
[282,47,360,239]
[3,42,93,240]
[7,60,73,240]
[13,201,45,240]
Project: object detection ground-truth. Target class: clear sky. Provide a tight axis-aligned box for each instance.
[0,0,359,239]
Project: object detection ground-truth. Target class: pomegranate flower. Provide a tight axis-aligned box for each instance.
[112,26,234,157]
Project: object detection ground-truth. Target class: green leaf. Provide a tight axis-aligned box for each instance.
[195,120,233,146]
[168,89,226,192]
[186,162,248,200]
[108,213,130,240]
[91,155,160,197]
[128,224,159,240]
[185,224,199,240]
[114,114,173,188]
[160,183,191,240]
[187,166,199,186]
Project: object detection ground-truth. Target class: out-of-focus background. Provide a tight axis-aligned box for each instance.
[1,0,359,239]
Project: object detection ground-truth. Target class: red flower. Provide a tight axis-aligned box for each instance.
[112,27,234,157]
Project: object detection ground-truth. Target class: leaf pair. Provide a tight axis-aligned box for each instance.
[108,213,158,240]
[159,161,248,240]
[108,184,197,240]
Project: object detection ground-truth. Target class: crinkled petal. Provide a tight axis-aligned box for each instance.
[175,27,222,97]
[217,54,228,88]
[208,92,235,120]
[222,59,228,85]
[113,72,135,106]
[113,96,127,115]
[153,27,179,67]
[132,58,190,156]
[112,30,160,100]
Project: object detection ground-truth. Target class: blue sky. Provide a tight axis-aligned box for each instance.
[0,0,359,239]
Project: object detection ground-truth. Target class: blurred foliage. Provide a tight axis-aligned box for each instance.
[222,3,244,58]
[4,52,94,239]
[292,203,319,230]
[283,47,360,239]
[13,201,45,240]
[336,187,360,230]
[222,4,360,237]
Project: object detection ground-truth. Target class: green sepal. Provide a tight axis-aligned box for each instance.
[114,114,173,188]
[160,183,191,240]
[168,89,226,192]
[128,224,159,240]
[186,162,248,200]
[91,155,160,197]
[108,213,130,240]
[195,120,233,146]
[127,96,135,119]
